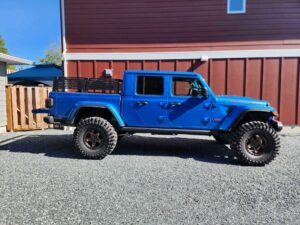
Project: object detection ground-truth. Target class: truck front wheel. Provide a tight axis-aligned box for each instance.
[230,121,280,166]
[74,117,118,159]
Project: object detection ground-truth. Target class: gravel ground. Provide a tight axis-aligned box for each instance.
[0,130,299,225]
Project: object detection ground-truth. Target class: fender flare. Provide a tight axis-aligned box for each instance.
[67,104,125,127]
[229,109,275,131]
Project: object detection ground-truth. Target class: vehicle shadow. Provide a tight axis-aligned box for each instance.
[0,134,238,165]
[114,135,238,165]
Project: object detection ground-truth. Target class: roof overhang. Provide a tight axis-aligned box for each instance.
[0,53,33,65]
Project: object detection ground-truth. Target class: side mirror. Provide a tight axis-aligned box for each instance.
[191,88,201,97]
[191,87,209,98]
[202,87,209,98]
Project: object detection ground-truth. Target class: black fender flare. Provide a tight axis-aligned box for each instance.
[230,110,276,131]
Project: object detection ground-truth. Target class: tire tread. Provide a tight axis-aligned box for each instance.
[73,117,117,159]
[230,121,280,166]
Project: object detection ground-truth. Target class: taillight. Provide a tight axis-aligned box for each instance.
[45,98,53,108]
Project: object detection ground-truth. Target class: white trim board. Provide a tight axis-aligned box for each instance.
[61,0,68,76]
[0,53,33,65]
[60,0,66,53]
[64,49,300,61]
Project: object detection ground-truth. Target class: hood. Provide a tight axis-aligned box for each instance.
[216,95,270,107]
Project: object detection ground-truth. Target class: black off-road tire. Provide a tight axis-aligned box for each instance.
[73,117,117,159]
[213,133,231,144]
[230,121,280,166]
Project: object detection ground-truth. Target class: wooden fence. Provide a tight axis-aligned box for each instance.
[6,85,52,132]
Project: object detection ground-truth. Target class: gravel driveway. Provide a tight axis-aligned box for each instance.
[0,130,299,225]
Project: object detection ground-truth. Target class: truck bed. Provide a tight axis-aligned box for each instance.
[48,92,121,122]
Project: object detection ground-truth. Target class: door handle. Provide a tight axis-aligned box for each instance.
[169,102,182,107]
[136,101,148,106]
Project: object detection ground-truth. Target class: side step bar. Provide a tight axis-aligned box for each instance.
[120,127,211,135]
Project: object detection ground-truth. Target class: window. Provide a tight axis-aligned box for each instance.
[172,78,202,96]
[137,76,164,95]
[227,0,246,14]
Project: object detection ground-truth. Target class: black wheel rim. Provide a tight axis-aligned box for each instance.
[83,128,105,150]
[245,133,268,156]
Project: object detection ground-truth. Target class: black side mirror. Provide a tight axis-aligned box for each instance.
[191,87,209,98]
[191,88,201,97]
[202,87,209,98]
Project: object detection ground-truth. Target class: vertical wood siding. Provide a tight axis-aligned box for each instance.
[67,57,300,125]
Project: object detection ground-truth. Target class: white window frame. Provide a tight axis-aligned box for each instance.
[227,0,246,14]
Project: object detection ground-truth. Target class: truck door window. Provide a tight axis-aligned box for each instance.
[137,76,164,95]
[172,78,202,96]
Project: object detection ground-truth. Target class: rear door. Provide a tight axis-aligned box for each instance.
[121,75,168,127]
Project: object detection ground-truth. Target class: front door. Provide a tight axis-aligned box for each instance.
[167,76,212,129]
[121,75,168,127]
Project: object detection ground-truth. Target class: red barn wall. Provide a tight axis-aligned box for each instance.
[62,0,300,125]
[64,0,300,52]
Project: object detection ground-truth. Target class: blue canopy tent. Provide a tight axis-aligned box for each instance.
[8,64,62,86]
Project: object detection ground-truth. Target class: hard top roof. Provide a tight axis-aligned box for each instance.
[124,70,200,77]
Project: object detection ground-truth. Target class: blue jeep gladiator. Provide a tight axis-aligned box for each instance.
[34,70,282,166]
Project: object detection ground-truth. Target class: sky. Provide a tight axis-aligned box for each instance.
[0,0,61,63]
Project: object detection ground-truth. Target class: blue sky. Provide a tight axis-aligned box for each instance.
[0,0,61,63]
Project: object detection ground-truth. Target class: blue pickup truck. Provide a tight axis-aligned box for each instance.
[34,70,282,166]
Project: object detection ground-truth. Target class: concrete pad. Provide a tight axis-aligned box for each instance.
[281,126,300,135]
[0,126,6,134]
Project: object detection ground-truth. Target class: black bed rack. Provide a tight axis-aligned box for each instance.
[53,77,122,93]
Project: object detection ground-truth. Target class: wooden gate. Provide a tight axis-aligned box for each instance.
[6,85,52,132]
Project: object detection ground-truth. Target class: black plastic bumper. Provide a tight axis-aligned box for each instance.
[32,108,50,114]
[269,119,283,132]
[44,116,63,125]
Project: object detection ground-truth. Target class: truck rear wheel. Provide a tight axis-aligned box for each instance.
[74,117,117,159]
[230,121,280,166]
